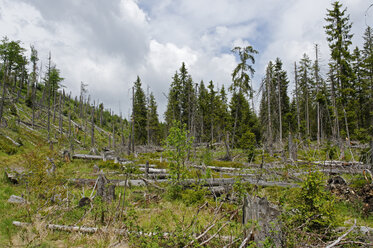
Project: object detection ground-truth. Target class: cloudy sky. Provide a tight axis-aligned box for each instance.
[0,0,371,119]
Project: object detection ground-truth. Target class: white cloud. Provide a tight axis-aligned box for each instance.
[0,0,369,120]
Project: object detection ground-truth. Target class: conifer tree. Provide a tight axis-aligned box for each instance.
[230,45,258,147]
[324,1,354,140]
[133,76,147,145]
[147,92,160,145]
[165,71,182,126]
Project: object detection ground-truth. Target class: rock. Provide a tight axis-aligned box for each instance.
[8,195,27,204]
[4,168,25,184]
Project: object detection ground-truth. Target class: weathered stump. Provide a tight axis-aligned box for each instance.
[93,164,100,173]
[78,197,91,207]
[63,150,71,162]
[242,195,282,247]
[145,161,149,179]
[96,173,115,202]
[288,133,297,162]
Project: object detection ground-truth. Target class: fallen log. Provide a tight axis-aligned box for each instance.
[12,221,233,241]
[70,177,299,188]
[191,164,242,172]
[138,167,167,174]
[2,134,21,146]
[72,154,102,160]
[12,221,126,235]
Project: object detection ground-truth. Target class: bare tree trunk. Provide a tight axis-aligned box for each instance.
[315,44,321,145]
[331,73,339,141]
[131,87,135,153]
[112,118,115,148]
[0,79,6,126]
[91,102,95,147]
[53,85,56,124]
[32,81,35,128]
[294,63,300,138]
[59,93,62,136]
[146,87,150,146]
[47,52,51,142]
[343,108,350,143]
[306,83,310,137]
[68,112,71,139]
[277,73,282,145]
[16,66,25,103]
[267,69,273,156]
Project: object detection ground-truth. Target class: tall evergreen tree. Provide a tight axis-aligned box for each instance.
[147,92,160,145]
[230,45,258,147]
[133,76,147,144]
[324,1,354,140]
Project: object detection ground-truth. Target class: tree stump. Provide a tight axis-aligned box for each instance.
[63,150,71,162]
[288,133,297,162]
[145,161,149,179]
[96,173,115,202]
[242,195,282,247]
[93,164,100,173]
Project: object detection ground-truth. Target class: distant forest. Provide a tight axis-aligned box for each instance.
[1,1,372,152]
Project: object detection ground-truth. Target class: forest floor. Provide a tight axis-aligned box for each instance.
[0,125,373,247]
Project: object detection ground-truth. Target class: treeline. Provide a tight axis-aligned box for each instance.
[162,1,373,152]
[0,1,372,154]
[0,38,137,151]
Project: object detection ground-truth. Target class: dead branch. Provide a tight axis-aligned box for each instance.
[326,219,356,248]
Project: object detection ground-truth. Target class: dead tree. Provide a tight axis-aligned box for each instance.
[91,101,95,148]
[47,52,52,142]
[0,63,7,126]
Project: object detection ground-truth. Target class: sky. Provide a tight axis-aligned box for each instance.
[0,0,371,120]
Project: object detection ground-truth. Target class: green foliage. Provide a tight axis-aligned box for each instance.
[133,76,148,145]
[282,171,336,232]
[324,141,338,160]
[0,135,17,155]
[181,185,207,206]
[163,121,194,182]
[239,130,257,162]
[201,148,213,166]
[164,184,183,201]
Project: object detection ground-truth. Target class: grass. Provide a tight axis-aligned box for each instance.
[0,110,372,247]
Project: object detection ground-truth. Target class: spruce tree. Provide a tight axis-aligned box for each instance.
[324,1,354,140]
[133,76,147,144]
[230,45,258,147]
[147,92,160,145]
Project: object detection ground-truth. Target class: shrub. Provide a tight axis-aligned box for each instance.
[282,171,336,232]
[239,131,257,162]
